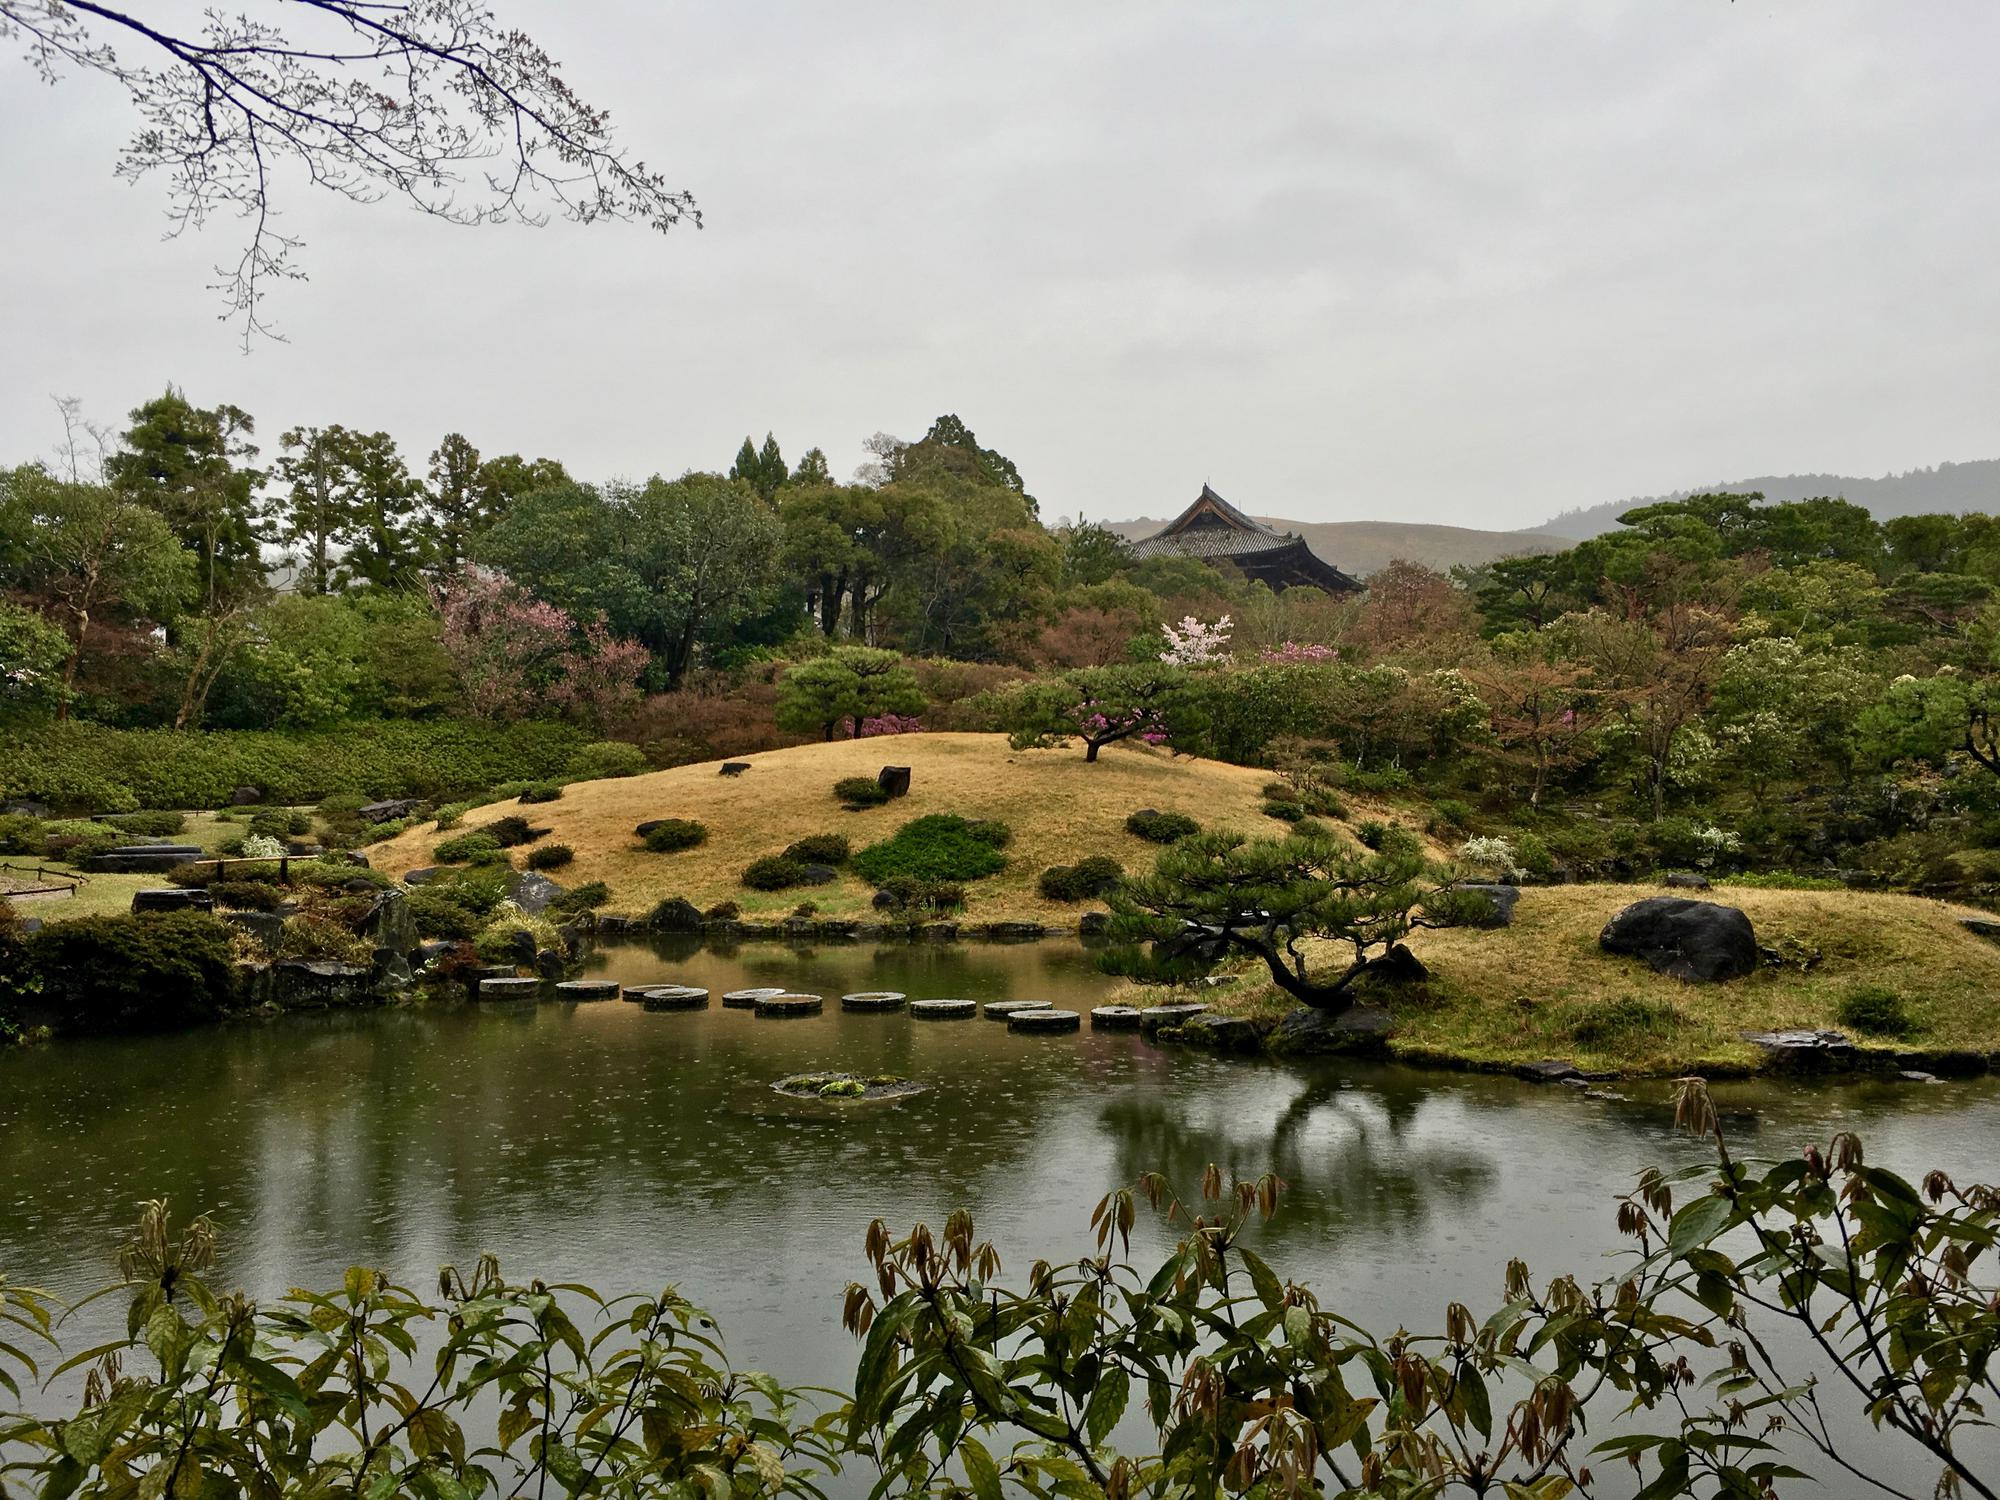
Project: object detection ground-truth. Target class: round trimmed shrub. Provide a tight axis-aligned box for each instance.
[407,887,483,940]
[1837,985,1915,1038]
[568,740,650,780]
[104,810,187,838]
[27,913,237,1033]
[1263,799,1306,823]
[643,819,709,853]
[852,815,1007,885]
[1038,855,1123,902]
[434,830,503,865]
[248,807,312,840]
[1126,808,1199,844]
[485,815,540,847]
[517,782,564,804]
[784,833,850,865]
[527,843,575,871]
[550,881,611,914]
[742,855,807,891]
[834,776,890,809]
[209,880,287,912]
[964,819,1012,849]
[703,900,741,921]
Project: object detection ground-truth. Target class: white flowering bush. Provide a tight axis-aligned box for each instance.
[241,833,286,860]
[1457,835,1522,879]
[1157,614,1232,667]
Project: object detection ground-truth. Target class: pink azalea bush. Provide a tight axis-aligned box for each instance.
[433,571,647,730]
[858,713,926,737]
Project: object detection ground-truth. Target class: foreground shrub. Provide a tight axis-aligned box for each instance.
[1,1106,1991,1500]
[567,739,650,780]
[277,914,374,964]
[433,830,503,865]
[406,886,483,940]
[25,913,237,1032]
[208,880,287,912]
[642,818,709,853]
[784,832,850,865]
[742,854,807,891]
[852,815,1007,886]
[1038,856,1124,902]
[549,881,610,914]
[1126,808,1199,844]
[833,776,890,808]
[473,908,565,965]
[1837,984,1916,1038]
[526,843,574,871]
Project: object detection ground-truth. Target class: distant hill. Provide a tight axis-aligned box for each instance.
[1106,516,1561,578]
[1532,460,2000,541]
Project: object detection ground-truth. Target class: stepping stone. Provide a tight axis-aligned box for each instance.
[1090,1005,1143,1030]
[641,987,708,1012]
[478,977,541,1001]
[1138,1004,1207,1033]
[1009,1008,1081,1034]
[754,993,823,1018]
[723,987,789,1009]
[981,999,1050,1019]
[553,980,620,1002]
[131,888,214,914]
[910,998,976,1019]
[841,991,907,1012]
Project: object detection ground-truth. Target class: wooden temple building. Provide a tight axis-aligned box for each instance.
[1126,485,1362,594]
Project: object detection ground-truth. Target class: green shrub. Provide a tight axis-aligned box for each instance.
[316,792,368,817]
[104,810,187,838]
[1347,767,1413,794]
[834,777,890,809]
[1837,985,1915,1038]
[873,877,966,916]
[26,913,237,1033]
[703,900,741,921]
[1719,871,1845,892]
[292,861,392,892]
[1563,995,1683,1048]
[784,833,850,865]
[35,819,125,861]
[742,855,807,891]
[424,867,512,917]
[406,887,483,940]
[434,830,502,865]
[1354,820,1390,851]
[1261,781,1297,804]
[1514,832,1556,881]
[1427,799,1475,834]
[648,896,702,930]
[1038,856,1123,902]
[550,881,611,914]
[209,880,287,912]
[485,815,541,847]
[277,914,374,965]
[432,802,471,832]
[527,843,575,871]
[568,740,650,780]
[1263,799,1305,823]
[964,820,1012,849]
[643,819,709,853]
[0,719,589,810]
[517,782,564,804]
[0,814,43,854]
[473,911,565,966]
[1126,809,1199,844]
[852,815,1007,886]
[248,807,313,840]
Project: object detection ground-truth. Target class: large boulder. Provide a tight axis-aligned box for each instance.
[877,765,912,798]
[269,960,375,1009]
[1269,1004,1397,1054]
[1600,897,1758,982]
[224,910,285,954]
[359,888,418,954]
[132,888,214,914]
[507,871,564,916]
[358,798,421,824]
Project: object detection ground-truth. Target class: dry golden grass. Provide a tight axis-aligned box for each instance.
[1210,882,2000,1073]
[366,733,1407,925]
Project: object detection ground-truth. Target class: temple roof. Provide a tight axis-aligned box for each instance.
[1126,485,1362,593]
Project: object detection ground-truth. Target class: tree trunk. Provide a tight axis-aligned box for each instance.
[1085,739,1101,762]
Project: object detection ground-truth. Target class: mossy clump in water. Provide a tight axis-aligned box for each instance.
[772,1071,926,1102]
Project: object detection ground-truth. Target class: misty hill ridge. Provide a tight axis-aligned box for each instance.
[1105,516,1558,577]
[1534,459,2000,540]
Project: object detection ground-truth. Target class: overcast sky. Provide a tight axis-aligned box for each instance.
[3,1,1997,532]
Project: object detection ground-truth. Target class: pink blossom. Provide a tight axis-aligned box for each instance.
[858,713,926,736]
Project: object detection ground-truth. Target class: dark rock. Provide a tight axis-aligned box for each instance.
[976,921,1045,941]
[1741,1029,1857,1070]
[507,871,564,915]
[1599,898,1758,982]
[1008,1008,1081,1033]
[402,866,441,886]
[1960,917,2000,941]
[1837,868,1885,889]
[980,999,1048,1019]
[555,979,620,1002]
[718,762,751,777]
[502,928,535,966]
[1138,1003,1207,1033]
[634,819,667,837]
[1170,1013,1270,1051]
[359,889,417,954]
[1662,871,1712,891]
[330,850,371,868]
[1517,1059,1582,1083]
[358,798,421,824]
[343,878,377,894]
[753,992,823,1017]
[1366,943,1428,985]
[271,960,374,1009]
[871,889,898,910]
[910,997,976,1018]
[224,910,285,953]
[284,840,324,857]
[919,922,959,942]
[86,845,205,874]
[1078,912,1111,938]
[229,785,262,806]
[478,976,542,1002]
[1269,1005,1397,1054]
[415,940,455,967]
[1455,883,1520,928]
[370,948,414,992]
[648,898,702,931]
[3,800,49,818]
[534,947,567,980]
[1090,1004,1142,1030]
[1898,1069,1941,1084]
[131,888,214,914]
[843,991,909,1012]
[796,863,839,886]
[877,765,912,798]
[17,916,42,935]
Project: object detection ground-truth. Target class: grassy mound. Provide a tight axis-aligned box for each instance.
[367,734,1383,924]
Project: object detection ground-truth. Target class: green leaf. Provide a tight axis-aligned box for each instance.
[1668,1194,1734,1257]
[961,1434,1004,1500]
[1083,1366,1129,1447]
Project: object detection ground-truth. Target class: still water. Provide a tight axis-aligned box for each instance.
[3,937,1997,1486]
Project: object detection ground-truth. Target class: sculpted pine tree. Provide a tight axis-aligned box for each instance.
[1108,826,1475,1011]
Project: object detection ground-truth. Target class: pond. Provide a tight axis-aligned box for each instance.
[3,936,1997,1488]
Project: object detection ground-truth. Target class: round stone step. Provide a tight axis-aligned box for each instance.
[910,998,976,1019]
[981,999,1050,1020]
[553,980,620,1002]
[1090,1005,1143,1030]
[753,992,823,1018]
[840,991,908,1012]
[640,986,708,1011]
[478,977,541,1001]
[722,987,789,1009]
[1139,1004,1208,1032]
[1009,1008,1081,1034]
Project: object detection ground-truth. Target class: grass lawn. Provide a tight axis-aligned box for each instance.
[3,809,271,922]
[1200,882,2000,1074]
[366,733,1412,926]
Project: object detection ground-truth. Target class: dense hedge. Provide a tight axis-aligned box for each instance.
[25,913,239,1033]
[0,720,591,813]
[852,815,1008,885]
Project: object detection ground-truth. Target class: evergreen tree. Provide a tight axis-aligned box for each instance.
[755,433,788,497]
[104,387,265,601]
